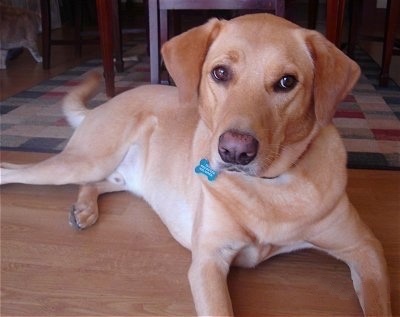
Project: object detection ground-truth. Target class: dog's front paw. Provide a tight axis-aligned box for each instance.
[69,202,99,230]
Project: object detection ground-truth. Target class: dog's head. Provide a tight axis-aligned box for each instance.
[162,13,360,178]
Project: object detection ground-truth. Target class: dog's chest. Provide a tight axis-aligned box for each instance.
[233,241,313,267]
[233,243,274,267]
[201,173,326,264]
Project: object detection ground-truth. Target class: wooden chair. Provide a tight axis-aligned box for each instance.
[40,0,108,70]
[342,0,399,86]
[148,0,285,84]
[95,0,346,96]
[40,0,130,89]
[95,0,148,96]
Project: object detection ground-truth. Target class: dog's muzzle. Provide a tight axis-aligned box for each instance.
[218,130,259,166]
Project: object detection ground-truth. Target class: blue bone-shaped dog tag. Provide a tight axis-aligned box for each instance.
[195,159,218,181]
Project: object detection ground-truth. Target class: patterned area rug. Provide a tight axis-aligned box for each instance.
[0,44,399,170]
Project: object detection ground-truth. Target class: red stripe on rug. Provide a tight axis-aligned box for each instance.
[64,81,80,86]
[372,129,400,141]
[334,110,365,118]
[135,66,150,72]
[343,95,357,102]
[55,118,69,126]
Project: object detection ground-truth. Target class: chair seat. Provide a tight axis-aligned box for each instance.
[149,0,285,84]
[159,0,283,10]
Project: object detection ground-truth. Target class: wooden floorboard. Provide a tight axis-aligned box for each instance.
[1,151,399,315]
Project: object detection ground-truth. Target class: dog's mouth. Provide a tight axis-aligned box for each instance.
[222,164,280,179]
[214,124,319,180]
[225,165,252,174]
[217,161,266,178]
[214,129,289,180]
[215,146,303,180]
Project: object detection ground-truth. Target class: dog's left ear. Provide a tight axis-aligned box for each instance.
[161,18,222,103]
[305,31,361,125]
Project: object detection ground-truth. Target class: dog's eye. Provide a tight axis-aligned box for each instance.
[211,66,231,82]
[274,75,297,91]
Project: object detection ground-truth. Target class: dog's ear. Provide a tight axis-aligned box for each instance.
[161,18,222,103]
[305,31,361,126]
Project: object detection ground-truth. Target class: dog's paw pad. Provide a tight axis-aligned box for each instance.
[69,203,98,230]
[195,159,218,181]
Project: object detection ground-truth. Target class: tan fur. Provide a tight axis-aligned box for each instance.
[0,3,42,69]
[0,14,391,316]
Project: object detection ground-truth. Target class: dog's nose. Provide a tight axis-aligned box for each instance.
[218,130,259,165]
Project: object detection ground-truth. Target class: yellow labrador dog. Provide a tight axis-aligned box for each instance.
[0,14,392,316]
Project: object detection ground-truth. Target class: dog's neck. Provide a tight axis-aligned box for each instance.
[260,123,322,179]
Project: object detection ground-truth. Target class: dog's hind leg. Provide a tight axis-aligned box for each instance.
[69,177,127,230]
[0,162,35,169]
[0,151,122,186]
[1,110,157,186]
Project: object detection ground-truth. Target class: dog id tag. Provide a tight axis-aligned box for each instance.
[195,159,218,181]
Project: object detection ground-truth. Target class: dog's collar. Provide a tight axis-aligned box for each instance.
[195,159,219,181]
[195,158,283,181]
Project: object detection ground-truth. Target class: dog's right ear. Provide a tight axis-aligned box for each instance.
[161,18,222,103]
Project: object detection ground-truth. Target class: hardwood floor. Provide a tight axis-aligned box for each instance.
[1,151,399,315]
[1,9,399,317]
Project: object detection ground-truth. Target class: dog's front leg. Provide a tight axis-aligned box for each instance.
[310,196,392,316]
[189,253,233,316]
[327,236,391,316]
[189,213,241,317]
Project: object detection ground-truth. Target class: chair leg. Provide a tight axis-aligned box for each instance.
[40,0,51,69]
[73,0,82,57]
[326,0,346,47]
[275,0,285,17]
[159,9,169,84]
[380,0,400,86]
[114,0,124,73]
[96,0,115,97]
[148,0,160,84]
[142,0,150,56]
[347,0,362,58]
[307,0,319,30]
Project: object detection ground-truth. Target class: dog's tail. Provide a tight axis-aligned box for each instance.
[62,72,101,128]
